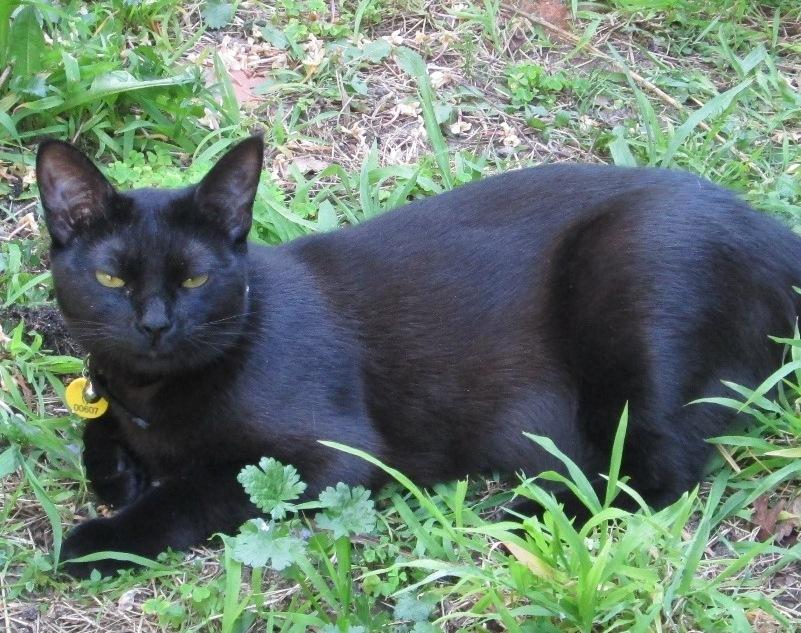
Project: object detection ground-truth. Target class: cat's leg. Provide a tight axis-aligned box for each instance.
[507,477,605,524]
[494,379,721,520]
[507,419,709,523]
[616,394,734,511]
[81,416,150,508]
[530,408,704,517]
[489,385,611,523]
[60,465,255,578]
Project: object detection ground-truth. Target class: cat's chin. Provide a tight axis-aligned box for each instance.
[133,350,219,376]
[90,346,224,380]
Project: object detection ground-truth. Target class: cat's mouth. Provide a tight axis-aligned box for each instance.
[121,347,186,376]
[126,344,174,362]
[137,345,174,359]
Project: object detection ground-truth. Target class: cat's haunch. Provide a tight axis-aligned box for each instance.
[37,136,801,578]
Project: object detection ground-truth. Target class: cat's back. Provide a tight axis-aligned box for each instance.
[340,164,716,239]
[345,163,717,228]
[277,163,799,284]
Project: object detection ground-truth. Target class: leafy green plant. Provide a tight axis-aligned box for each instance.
[142,595,187,627]
[505,63,572,108]
[228,457,384,630]
[343,412,793,631]
[0,1,20,71]
[238,457,308,520]
[0,319,84,578]
[105,148,201,188]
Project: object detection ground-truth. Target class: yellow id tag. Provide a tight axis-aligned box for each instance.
[65,377,109,419]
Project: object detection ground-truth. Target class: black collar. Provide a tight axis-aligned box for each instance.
[87,360,152,430]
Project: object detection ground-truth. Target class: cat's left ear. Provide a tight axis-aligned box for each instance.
[195,135,264,242]
[36,140,115,246]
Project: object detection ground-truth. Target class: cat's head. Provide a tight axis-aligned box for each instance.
[36,136,264,378]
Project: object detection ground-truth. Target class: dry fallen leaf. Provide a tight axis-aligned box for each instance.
[198,106,220,131]
[0,162,36,188]
[228,69,266,106]
[413,31,430,45]
[118,589,139,610]
[290,156,330,175]
[302,35,326,77]
[787,494,801,519]
[438,30,458,47]
[387,30,405,46]
[11,367,35,409]
[500,122,522,148]
[773,493,801,545]
[753,494,785,542]
[449,119,472,135]
[430,70,453,89]
[394,102,422,118]
[4,212,40,240]
[96,504,114,518]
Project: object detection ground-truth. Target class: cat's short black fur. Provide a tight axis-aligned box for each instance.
[37,136,801,578]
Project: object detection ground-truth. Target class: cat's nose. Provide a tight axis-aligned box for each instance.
[138,298,172,342]
[140,319,171,339]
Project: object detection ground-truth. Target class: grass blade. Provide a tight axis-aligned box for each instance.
[21,459,63,566]
[522,432,602,515]
[660,78,752,167]
[604,404,628,508]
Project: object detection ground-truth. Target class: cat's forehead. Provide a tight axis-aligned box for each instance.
[92,232,215,265]
[87,188,222,266]
[122,186,193,220]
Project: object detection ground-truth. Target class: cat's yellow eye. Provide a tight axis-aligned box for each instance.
[95,271,125,288]
[182,274,209,289]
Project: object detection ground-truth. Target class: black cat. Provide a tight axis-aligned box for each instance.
[36,136,801,578]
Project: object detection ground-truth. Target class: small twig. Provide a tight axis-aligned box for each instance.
[335,70,352,125]
[502,3,763,174]
[717,444,742,474]
[2,216,37,242]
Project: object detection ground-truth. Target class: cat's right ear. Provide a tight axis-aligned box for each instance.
[194,135,264,242]
[36,140,115,246]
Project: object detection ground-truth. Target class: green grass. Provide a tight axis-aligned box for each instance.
[2,0,801,630]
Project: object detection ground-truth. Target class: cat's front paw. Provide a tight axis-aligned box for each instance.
[60,518,135,579]
[86,444,150,508]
